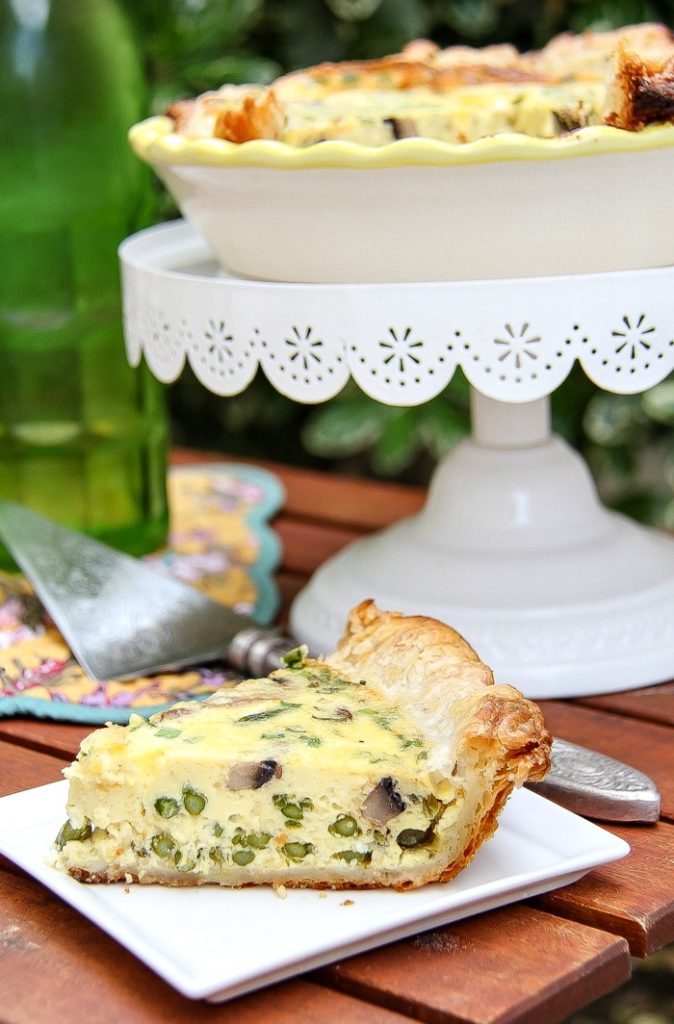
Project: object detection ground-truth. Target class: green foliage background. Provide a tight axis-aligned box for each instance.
[123,0,674,527]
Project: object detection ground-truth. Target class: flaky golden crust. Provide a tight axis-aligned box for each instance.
[524,22,674,79]
[327,601,551,885]
[604,43,674,129]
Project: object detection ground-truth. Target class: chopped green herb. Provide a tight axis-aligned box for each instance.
[155,726,181,739]
[282,645,307,669]
[299,735,321,747]
[356,708,393,730]
[238,707,286,723]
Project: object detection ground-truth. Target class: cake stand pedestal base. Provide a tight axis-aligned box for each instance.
[290,394,674,698]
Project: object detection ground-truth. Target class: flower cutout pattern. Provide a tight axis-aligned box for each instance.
[493,322,541,368]
[378,326,424,375]
[148,308,174,355]
[203,319,235,364]
[611,314,656,360]
[284,325,324,371]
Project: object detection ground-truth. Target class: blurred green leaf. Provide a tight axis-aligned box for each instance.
[438,0,500,39]
[371,408,422,475]
[325,0,385,22]
[180,53,281,91]
[351,0,433,56]
[568,0,661,34]
[418,396,469,458]
[582,393,648,446]
[302,395,388,457]
[262,0,344,67]
[642,377,674,427]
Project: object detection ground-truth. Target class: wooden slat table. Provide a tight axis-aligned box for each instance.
[1,450,673,1024]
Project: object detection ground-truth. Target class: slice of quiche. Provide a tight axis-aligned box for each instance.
[53,602,550,890]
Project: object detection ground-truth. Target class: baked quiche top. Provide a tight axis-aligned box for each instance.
[165,23,674,147]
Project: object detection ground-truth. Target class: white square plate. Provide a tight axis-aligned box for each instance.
[0,780,628,1002]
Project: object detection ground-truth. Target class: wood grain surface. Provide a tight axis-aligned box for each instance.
[0,740,68,798]
[317,905,630,1024]
[534,821,674,957]
[1,454,673,1024]
[0,872,414,1024]
[578,680,674,728]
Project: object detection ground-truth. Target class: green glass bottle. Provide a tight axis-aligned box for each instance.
[0,0,169,570]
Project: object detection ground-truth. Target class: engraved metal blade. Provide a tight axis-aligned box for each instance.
[527,738,661,823]
[0,500,288,681]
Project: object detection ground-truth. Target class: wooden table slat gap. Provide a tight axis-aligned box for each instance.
[0,727,71,763]
[313,905,631,1024]
[575,684,674,730]
[532,819,674,957]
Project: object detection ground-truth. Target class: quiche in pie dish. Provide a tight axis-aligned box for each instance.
[128,23,674,282]
[165,23,674,146]
[53,602,551,890]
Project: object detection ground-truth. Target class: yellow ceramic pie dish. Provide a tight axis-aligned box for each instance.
[129,25,674,283]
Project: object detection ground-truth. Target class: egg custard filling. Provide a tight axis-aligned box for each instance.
[53,602,551,891]
[54,661,454,884]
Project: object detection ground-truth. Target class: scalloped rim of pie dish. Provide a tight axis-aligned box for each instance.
[130,115,674,169]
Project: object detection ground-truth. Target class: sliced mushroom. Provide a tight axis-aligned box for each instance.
[384,116,418,140]
[361,776,406,826]
[227,759,281,790]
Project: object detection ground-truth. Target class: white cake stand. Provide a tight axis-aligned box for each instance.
[120,220,674,698]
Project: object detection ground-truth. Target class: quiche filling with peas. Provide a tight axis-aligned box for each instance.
[53,602,551,890]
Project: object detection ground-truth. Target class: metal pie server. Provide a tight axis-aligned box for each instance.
[0,499,660,824]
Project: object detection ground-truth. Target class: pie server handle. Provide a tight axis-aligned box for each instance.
[526,737,660,823]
